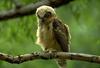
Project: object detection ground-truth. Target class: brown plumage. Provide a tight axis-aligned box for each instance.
[53,18,70,52]
[36,5,71,68]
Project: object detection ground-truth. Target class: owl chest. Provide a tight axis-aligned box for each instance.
[39,25,54,43]
[38,24,59,49]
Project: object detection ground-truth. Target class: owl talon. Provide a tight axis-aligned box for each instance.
[45,48,56,53]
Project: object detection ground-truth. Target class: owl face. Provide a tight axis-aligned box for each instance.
[36,5,56,19]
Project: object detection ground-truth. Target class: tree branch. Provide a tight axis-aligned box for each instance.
[0,52,100,64]
[11,0,23,8]
[0,0,73,21]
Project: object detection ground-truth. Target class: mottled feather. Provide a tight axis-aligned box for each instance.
[53,18,70,52]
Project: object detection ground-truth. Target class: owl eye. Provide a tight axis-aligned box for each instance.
[44,12,51,18]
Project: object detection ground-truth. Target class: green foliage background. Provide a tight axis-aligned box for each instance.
[0,0,100,68]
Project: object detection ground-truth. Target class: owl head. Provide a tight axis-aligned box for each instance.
[36,5,56,19]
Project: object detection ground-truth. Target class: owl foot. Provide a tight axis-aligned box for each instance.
[43,48,57,59]
[44,48,57,53]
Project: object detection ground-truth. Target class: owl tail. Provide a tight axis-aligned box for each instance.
[56,59,67,68]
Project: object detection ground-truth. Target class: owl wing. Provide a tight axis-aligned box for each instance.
[53,18,71,52]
